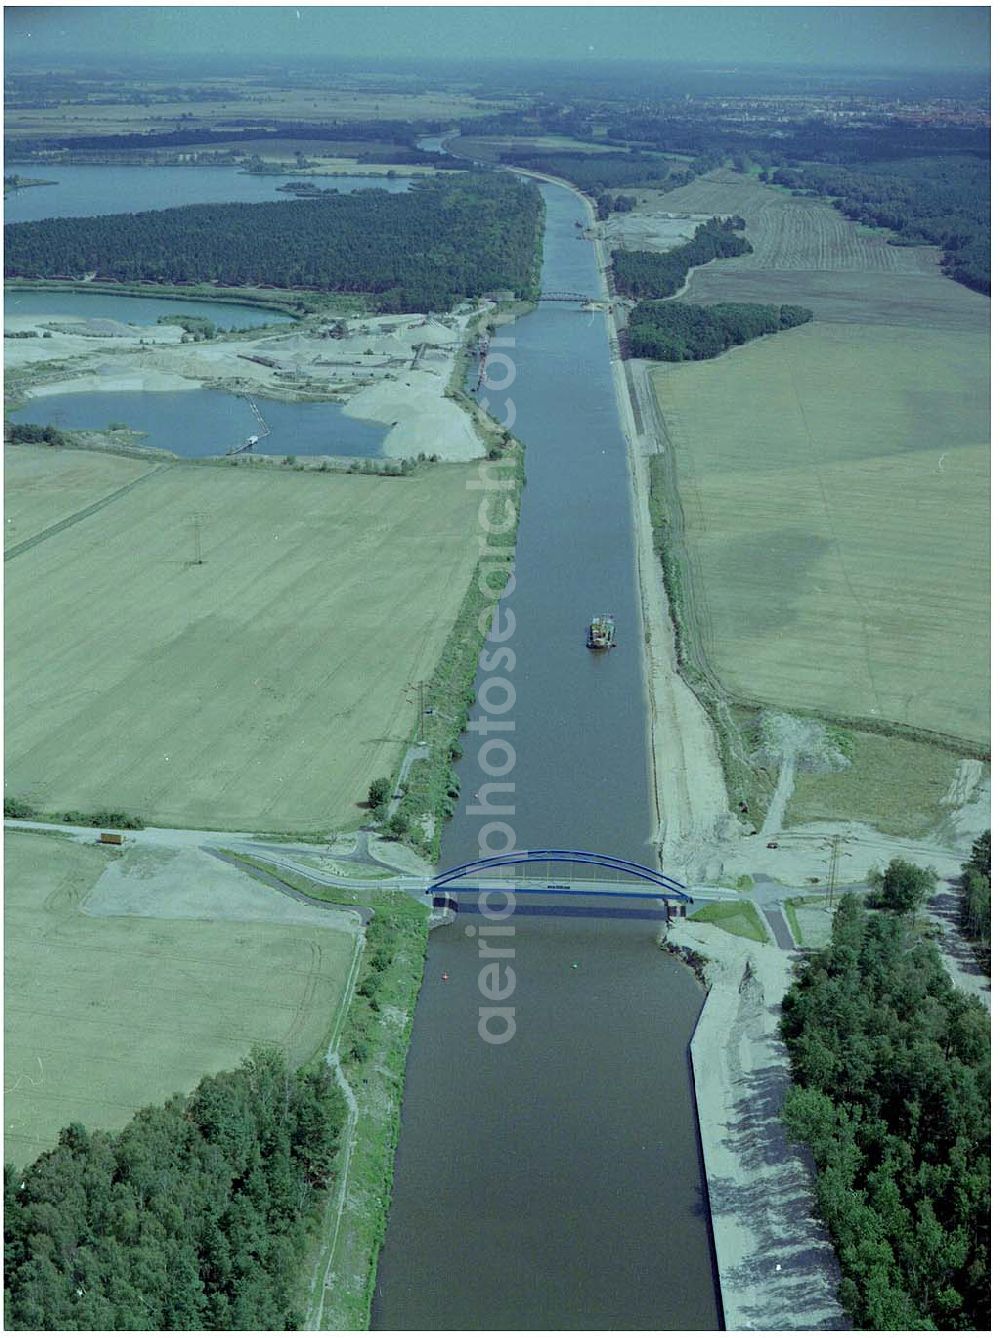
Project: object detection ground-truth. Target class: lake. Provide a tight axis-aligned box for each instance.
[4,288,293,330]
[4,161,412,222]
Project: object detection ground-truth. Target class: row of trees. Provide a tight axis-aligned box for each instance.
[959,830,990,960]
[611,216,751,299]
[627,299,812,361]
[4,173,544,312]
[781,891,989,1330]
[9,118,437,156]
[600,108,989,169]
[4,1048,346,1330]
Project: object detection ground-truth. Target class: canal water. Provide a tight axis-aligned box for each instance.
[372,183,720,1329]
[3,161,411,222]
[8,389,388,459]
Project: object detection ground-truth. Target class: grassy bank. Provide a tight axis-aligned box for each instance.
[235,859,430,1330]
[647,449,756,816]
[391,442,525,860]
[226,851,420,914]
[689,899,768,943]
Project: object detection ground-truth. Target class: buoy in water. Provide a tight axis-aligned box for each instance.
[571,962,579,970]
[441,973,449,981]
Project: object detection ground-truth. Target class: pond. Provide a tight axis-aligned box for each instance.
[8,388,388,459]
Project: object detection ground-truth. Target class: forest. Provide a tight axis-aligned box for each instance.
[781,894,989,1330]
[3,172,543,311]
[959,831,990,966]
[611,217,751,299]
[769,156,989,294]
[3,1048,345,1330]
[627,300,812,360]
[493,145,694,195]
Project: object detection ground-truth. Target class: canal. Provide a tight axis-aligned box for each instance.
[371,181,720,1328]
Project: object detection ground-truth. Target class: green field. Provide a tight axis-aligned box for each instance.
[5,455,483,830]
[652,321,988,746]
[3,831,356,1170]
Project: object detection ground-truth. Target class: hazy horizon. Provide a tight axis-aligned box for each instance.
[4,5,990,73]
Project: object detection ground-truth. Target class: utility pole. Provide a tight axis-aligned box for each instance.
[826,834,842,911]
[191,514,204,566]
[407,680,428,743]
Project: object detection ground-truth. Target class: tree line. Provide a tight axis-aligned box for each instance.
[611,216,751,300]
[493,146,695,196]
[781,890,989,1329]
[959,830,990,964]
[3,172,543,313]
[7,118,442,156]
[769,156,989,294]
[627,299,812,361]
[4,1047,345,1330]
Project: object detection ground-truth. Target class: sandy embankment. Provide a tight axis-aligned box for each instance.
[343,366,481,461]
[670,918,846,1330]
[577,188,733,874]
[564,172,845,1329]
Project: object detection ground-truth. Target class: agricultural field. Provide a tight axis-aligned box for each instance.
[4,830,356,1169]
[652,319,989,746]
[5,456,483,830]
[618,170,987,331]
[653,170,936,274]
[644,162,989,774]
[4,444,159,551]
[5,82,507,141]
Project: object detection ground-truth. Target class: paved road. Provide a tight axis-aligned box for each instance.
[761,906,795,950]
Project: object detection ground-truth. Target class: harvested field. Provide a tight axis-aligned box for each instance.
[647,170,938,275]
[652,320,989,745]
[5,456,483,829]
[682,267,988,332]
[617,170,988,332]
[4,830,356,1169]
[4,444,158,550]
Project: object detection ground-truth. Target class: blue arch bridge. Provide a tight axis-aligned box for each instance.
[426,849,735,922]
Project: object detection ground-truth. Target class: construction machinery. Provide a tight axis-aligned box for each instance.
[587,614,617,649]
[225,396,271,455]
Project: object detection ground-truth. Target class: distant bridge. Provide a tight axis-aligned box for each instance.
[538,291,601,304]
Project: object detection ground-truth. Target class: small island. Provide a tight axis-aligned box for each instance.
[4,172,57,196]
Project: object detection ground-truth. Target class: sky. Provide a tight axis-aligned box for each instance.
[4,4,991,72]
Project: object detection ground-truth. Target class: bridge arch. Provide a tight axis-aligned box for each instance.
[427,849,691,903]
